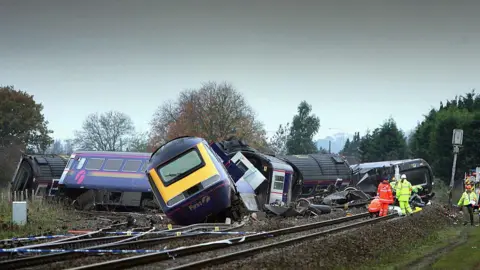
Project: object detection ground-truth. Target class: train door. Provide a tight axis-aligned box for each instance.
[283,172,292,204]
[269,170,286,204]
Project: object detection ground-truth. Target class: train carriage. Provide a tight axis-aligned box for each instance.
[10,154,68,198]
[350,158,435,200]
[57,151,155,210]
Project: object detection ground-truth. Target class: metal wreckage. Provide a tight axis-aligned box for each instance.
[9,136,435,225]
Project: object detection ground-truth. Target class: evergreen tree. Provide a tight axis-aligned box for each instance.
[286,101,320,154]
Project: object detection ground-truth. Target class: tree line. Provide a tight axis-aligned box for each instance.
[1,83,479,186]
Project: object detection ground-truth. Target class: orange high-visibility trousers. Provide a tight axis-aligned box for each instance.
[379,203,389,216]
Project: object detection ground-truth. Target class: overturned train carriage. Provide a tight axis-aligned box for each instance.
[350,158,435,201]
[10,154,68,197]
[57,151,156,211]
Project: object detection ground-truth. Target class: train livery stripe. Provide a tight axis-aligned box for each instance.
[88,171,145,179]
[149,142,218,202]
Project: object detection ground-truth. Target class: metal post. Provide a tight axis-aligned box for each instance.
[449,145,460,189]
[448,129,463,206]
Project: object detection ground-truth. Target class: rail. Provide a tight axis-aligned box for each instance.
[168,214,397,269]
[0,222,245,269]
[67,212,375,270]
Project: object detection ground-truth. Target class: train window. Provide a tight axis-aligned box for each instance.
[103,159,124,171]
[235,160,249,172]
[123,160,142,172]
[157,149,203,184]
[65,158,74,169]
[85,158,105,170]
[273,175,285,190]
[76,158,87,169]
[404,168,429,186]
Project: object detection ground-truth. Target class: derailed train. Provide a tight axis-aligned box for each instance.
[146,136,352,224]
[145,136,434,225]
[9,137,435,225]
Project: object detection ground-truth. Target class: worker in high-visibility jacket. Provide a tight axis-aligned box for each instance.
[458,185,478,226]
[397,174,413,215]
[390,177,397,192]
[377,178,394,216]
[368,197,382,217]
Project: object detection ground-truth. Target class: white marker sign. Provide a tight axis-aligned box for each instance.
[452,129,463,145]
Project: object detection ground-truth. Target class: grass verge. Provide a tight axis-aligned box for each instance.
[360,225,480,270]
[0,190,75,239]
[432,227,480,270]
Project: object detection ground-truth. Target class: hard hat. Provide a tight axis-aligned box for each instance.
[391,177,396,180]
[401,174,406,179]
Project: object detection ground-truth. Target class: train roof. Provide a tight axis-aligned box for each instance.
[149,136,205,166]
[277,154,352,180]
[73,151,151,157]
[11,154,68,191]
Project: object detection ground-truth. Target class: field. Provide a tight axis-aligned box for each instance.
[0,190,77,239]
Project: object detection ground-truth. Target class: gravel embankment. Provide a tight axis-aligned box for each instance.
[206,204,454,270]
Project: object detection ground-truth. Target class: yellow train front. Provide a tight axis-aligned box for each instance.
[146,136,236,225]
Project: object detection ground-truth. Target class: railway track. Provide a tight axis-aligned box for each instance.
[0,222,129,260]
[66,212,393,270]
[0,223,244,269]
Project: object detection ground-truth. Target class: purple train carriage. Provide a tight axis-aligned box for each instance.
[57,151,156,210]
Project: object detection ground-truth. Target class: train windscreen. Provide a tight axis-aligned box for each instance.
[404,167,430,186]
[157,149,203,184]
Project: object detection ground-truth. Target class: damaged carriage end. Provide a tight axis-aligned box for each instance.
[146,136,267,225]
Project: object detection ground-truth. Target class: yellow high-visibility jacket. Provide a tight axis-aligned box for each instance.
[458,191,478,206]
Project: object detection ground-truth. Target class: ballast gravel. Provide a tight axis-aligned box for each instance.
[35,207,368,269]
[206,204,454,270]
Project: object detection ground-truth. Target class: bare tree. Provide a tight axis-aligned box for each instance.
[45,139,64,154]
[127,132,149,152]
[63,139,74,155]
[74,111,134,151]
[268,123,290,155]
[149,81,268,149]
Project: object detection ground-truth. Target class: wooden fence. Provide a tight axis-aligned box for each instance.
[0,189,42,202]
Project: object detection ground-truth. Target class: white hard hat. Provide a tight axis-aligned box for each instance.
[401,174,407,179]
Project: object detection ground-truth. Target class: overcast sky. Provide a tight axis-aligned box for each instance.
[1,0,479,141]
